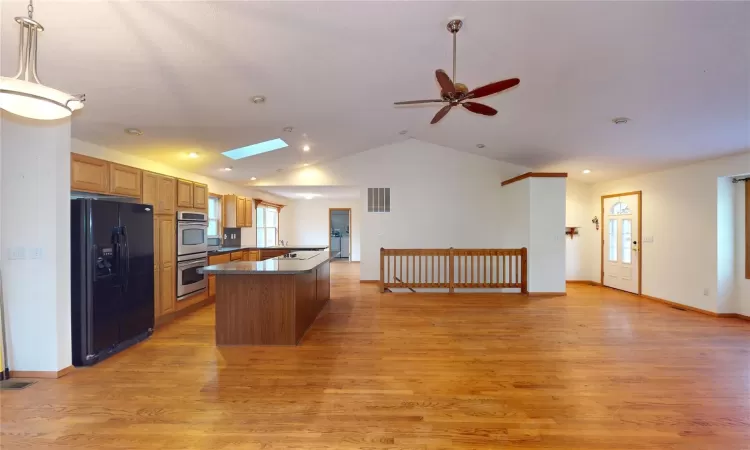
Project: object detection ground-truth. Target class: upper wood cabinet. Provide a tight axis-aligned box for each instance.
[193,183,208,210]
[109,163,142,197]
[176,179,193,208]
[243,197,253,227]
[71,153,109,193]
[236,196,246,227]
[142,171,176,215]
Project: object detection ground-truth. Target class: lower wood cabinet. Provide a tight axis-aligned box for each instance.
[208,275,216,298]
[230,251,244,261]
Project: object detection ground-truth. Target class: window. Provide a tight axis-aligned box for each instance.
[208,194,221,238]
[610,201,631,215]
[256,204,279,248]
[622,219,632,264]
[608,219,618,262]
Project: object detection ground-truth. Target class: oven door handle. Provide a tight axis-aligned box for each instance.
[178,259,208,269]
[177,222,208,229]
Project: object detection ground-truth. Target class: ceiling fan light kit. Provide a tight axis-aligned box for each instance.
[394,19,519,124]
[0,0,85,120]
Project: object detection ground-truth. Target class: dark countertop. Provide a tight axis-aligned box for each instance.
[200,251,337,275]
[207,245,328,256]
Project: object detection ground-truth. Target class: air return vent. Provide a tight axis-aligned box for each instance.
[368,188,390,213]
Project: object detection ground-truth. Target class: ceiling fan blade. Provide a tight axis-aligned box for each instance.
[394,99,445,105]
[435,69,456,95]
[430,104,453,124]
[466,78,520,100]
[461,102,498,116]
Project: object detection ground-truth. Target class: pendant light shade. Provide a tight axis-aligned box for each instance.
[0,6,85,120]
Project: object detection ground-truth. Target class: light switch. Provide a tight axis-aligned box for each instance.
[30,248,43,260]
[8,247,25,260]
[643,236,654,243]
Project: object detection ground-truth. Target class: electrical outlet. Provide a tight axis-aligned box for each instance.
[30,248,43,260]
[703,288,710,296]
[8,247,25,260]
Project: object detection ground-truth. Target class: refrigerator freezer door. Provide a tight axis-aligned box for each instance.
[118,203,155,341]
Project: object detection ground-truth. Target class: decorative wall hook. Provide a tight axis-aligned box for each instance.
[592,216,599,231]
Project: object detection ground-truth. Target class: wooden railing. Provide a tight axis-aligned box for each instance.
[380,248,527,294]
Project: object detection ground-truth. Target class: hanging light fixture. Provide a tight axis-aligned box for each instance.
[0,0,85,120]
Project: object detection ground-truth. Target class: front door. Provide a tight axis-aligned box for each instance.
[603,193,640,294]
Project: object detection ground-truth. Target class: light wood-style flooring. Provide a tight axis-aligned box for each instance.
[2,262,749,449]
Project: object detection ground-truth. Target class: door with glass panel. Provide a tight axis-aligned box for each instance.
[602,193,640,294]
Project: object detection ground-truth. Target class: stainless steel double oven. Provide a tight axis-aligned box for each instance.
[176,211,208,300]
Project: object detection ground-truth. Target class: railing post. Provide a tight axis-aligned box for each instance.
[521,247,528,294]
[449,247,455,293]
[379,248,385,293]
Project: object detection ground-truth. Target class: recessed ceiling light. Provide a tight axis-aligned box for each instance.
[188,152,199,158]
[399,130,408,135]
[612,117,630,124]
[303,163,309,167]
[283,126,294,132]
[302,145,310,152]
[476,144,485,148]
[124,128,143,136]
[582,169,591,174]
[250,177,257,181]
[221,167,233,171]
[222,138,288,160]
[298,193,321,200]
[251,95,266,104]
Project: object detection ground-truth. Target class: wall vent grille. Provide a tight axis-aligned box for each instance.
[367,188,390,213]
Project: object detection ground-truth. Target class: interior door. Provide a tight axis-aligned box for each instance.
[603,194,640,294]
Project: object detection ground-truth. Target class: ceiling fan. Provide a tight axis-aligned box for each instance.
[394,19,520,124]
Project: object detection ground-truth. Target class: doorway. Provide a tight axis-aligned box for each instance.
[329,208,351,261]
[601,191,642,294]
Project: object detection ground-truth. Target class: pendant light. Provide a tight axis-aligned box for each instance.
[0,0,85,120]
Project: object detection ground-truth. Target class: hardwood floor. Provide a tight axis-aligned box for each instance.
[2,263,749,449]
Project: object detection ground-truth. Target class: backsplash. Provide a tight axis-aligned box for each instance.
[223,228,241,247]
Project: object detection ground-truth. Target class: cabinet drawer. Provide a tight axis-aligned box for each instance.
[209,253,231,265]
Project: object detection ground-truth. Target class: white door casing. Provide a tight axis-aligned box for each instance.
[602,193,640,294]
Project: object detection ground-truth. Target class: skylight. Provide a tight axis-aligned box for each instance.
[222,138,288,160]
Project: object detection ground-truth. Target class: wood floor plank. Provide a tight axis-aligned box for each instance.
[1,262,749,449]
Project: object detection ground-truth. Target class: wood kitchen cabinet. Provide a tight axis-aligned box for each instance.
[176,179,193,208]
[230,251,244,261]
[242,250,259,261]
[155,215,176,317]
[207,253,231,300]
[142,172,176,215]
[236,196,246,227]
[109,163,142,197]
[193,182,208,210]
[243,197,253,227]
[71,153,109,193]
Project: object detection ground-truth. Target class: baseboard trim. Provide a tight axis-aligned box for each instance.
[156,296,215,328]
[527,292,567,297]
[641,295,720,317]
[359,280,379,284]
[10,365,74,379]
[566,280,602,286]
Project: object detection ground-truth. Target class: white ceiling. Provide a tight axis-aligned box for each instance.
[2,1,749,183]
[259,186,360,200]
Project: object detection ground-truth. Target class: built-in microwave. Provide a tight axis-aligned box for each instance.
[177,211,208,257]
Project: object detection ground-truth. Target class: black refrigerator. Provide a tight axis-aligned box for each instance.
[71,199,154,366]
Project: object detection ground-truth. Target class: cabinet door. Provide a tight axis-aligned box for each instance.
[244,198,253,227]
[193,183,208,210]
[158,216,176,314]
[158,176,176,215]
[242,250,250,261]
[176,179,193,208]
[208,275,216,298]
[71,153,109,193]
[142,171,158,209]
[153,215,161,317]
[109,163,142,197]
[237,196,246,227]
[230,251,243,261]
[248,251,259,261]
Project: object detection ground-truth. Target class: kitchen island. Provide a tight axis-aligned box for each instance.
[200,251,337,346]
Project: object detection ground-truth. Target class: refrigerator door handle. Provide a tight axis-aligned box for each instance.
[112,227,122,287]
[122,226,130,293]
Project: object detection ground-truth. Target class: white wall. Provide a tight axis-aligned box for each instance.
[1,113,72,372]
[578,151,750,313]
[72,139,287,246]
[529,178,567,293]
[565,179,594,280]
[735,182,750,316]
[280,198,361,261]
[254,139,540,281]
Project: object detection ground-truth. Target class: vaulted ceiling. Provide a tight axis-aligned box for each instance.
[2,0,748,184]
